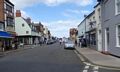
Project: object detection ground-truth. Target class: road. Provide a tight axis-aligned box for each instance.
[0,43,119,72]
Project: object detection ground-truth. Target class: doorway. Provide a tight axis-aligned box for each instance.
[105,28,109,52]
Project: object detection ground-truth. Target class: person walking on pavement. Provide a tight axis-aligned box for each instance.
[78,38,81,47]
[59,39,62,45]
[0,41,4,51]
[81,37,87,48]
[75,39,77,46]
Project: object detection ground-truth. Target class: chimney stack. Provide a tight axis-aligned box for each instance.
[26,17,31,24]
[16,10,21,17]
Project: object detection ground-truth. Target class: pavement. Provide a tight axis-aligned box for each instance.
[75,46,120,69]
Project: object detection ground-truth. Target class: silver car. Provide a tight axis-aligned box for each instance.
[64,40,75,49]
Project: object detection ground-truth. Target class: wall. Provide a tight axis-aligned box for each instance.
[78,20,86,37]
[95,4,102,51]
[101,0,120,56]
[15,17,31,36]
[0,0,4,22]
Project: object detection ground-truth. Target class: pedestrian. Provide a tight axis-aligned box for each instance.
[12,42,15,49]
[75,40,77,46]
[81,38,85,48]
[78,38,81,47]
[39,39,42,46]
[81,38,87,47]
[59,39,62,45]
[15,42,18,49]
[0,40,4,51]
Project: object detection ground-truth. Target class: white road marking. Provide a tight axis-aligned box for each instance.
[93,66,99,72]
[85,66,90,69]
[83,70,88,72]
[93,66,99,70]
[86,63,91,66]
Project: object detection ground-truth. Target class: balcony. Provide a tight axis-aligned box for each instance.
[5,26,15,32]
[6,12,14,18]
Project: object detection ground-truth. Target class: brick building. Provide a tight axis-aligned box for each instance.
[0,0,16,50]
[70,28,78,41]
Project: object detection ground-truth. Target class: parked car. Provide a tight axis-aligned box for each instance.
[47,39,54,45]
[64,40,75,49]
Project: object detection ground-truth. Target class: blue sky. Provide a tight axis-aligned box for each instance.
[11,0,97,37]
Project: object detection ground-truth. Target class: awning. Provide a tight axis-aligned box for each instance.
[7,31,17,37]
[0,31,13,38]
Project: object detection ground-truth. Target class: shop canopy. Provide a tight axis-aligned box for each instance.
[0,31,13,38]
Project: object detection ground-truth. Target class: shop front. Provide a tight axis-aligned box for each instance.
[89,29,97,49]
[0,31,13,51]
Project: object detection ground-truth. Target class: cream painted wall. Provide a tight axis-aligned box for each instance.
[15,17,31,36]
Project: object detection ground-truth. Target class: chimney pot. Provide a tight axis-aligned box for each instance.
[16,10,21,17]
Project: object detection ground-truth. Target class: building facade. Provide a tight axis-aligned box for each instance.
[77,3,102,51]
[70,28,78,41]
[94,3,102,52]
[78,20,86,38]
[15,10,41,45]
[0,0,16,50]
[34,22,45,43]
[85,11,97,49]
[44,26,51,41]
[98,0,120,56]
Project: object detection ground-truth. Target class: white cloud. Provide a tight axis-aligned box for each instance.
[79,0,93,6]
[42,19,81,37]
[66,9,80,14]
[21,10,30,18]
[62,9,81,19]
[10,0,93,9]
[62,12,71,17]
[81,10,91,14]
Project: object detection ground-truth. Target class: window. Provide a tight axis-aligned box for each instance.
[6,4,13,12]
[0,23,4,30]
[22,23,24,27]
[98,8,101,20]
[93,16,95,20]
[116,0,120,15]
[106,28,109,46]
[7,17,14,27]
[26,31,29,34]
[116,25,120,46]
